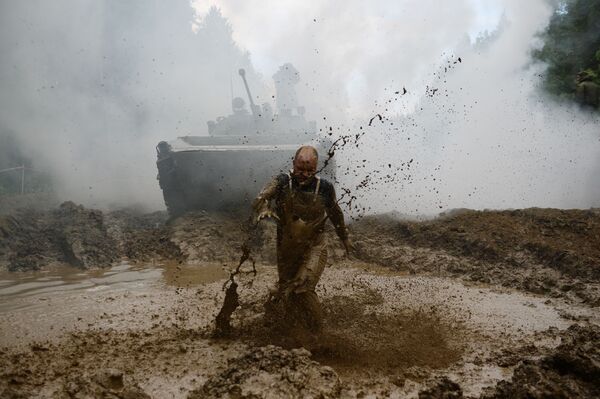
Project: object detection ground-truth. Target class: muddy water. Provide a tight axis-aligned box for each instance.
[0,260,593,398]
[0,262,228,313]
[0,263,158,312]
[161,261,229,287]
[0,261,230,348]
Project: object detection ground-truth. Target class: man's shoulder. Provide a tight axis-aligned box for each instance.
[317,176,333,185]
[317,176,335,193]
[275,173,290,183]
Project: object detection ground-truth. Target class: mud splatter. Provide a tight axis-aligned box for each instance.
[214,243,256,336]
[241,286,465,379]
[368,113,383,126]
[214,281,240,336]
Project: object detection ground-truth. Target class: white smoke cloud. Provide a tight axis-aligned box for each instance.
[0,1,263,210]
[1,0,598,214]
[194,0,600,215]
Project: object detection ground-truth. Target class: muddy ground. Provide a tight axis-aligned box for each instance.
[0,203,599,398]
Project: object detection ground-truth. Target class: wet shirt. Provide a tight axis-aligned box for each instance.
[253,173,348,242]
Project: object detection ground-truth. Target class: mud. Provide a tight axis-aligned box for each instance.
[418,377,463,398]
[190,346,341,398]
[0,258,597,397]
[106,208,183,263]
[0,202,181,271]
[169,210,277,264]
[15,202,600,302]
[482,324,600,398]
[0,201,119,271]
[247,287,464,376]
[0,263,557,396]
[351,209,600,306]
[2,203,274,272]
[1,204,599,397]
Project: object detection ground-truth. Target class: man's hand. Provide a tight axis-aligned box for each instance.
[285,267,310,295]
[256,209,280,223]
[342,238,356,257]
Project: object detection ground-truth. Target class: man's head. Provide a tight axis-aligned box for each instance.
[577,70,593,83]
[293,146,318,185]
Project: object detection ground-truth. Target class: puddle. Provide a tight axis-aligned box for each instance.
[0,261,230,314]
[162,262,229,287]
[0,263,159,310]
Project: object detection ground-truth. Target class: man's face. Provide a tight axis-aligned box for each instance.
[293,154,317,185]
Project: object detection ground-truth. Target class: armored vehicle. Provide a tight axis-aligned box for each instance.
[156,64,334,216]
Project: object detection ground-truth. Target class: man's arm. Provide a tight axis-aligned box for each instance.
[324,184,352,253]
[252,174,285,222]
[242,175,285,252]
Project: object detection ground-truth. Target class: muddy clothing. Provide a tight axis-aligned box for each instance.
[575,80,600,109]
[253,173,348,332]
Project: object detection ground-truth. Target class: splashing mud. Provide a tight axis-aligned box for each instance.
[214,242,256,336]
[244,287,464,377]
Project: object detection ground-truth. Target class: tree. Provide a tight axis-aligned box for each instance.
[195,6,266,109]
[534,0,600,100]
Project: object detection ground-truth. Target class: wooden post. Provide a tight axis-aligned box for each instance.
[21,165,25,194]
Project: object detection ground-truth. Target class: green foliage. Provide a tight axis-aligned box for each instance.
[534,0,600,99]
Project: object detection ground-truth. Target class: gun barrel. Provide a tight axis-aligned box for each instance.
[238,69,260,118]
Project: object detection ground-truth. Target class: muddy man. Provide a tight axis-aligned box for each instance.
[252,145,352,333]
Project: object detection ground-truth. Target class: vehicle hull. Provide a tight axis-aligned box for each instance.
[157,138,334,216]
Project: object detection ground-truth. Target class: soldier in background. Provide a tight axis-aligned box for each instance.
[575,70,600,110]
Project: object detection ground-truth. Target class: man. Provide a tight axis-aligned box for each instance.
[252,145,352,333]
[575,70,600,110]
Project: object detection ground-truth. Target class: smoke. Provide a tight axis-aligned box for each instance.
[343,0,600,215]
[331,0,600,215]
[1,0,598,214]
[0,1,264,209]
[196,0,600,215]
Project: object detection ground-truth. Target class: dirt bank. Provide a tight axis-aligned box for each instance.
[1,204,599,397]
[5,204,598,307]
[482,324,600,398]
[351,209,600,306]
[0,202,181,271]
[0,201,120,271]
